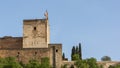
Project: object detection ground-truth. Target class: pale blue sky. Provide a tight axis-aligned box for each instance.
[0,0,120,61]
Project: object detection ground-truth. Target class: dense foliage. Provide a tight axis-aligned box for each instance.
[101,56,111,61]
[71,43,82,60]
[75,58,103,68]
[61,64,67,68]
[0,57,22,68]
[109,64,120,68]
[71,43,104,68]
[0,57,51,68]
[62,53,65,60]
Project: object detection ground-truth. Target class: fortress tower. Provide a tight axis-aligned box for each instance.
[23,11,50,48]
[0,11,62,68]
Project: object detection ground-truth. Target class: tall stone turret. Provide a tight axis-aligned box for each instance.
[23,11,50,48]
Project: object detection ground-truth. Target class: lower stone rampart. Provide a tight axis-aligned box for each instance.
[97,61,120,68]
[0,48,50,63]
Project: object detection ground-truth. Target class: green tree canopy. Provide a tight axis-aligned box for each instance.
[79,43,82,60]
[62,53,65,60]
[101,56,111,61]
[0,57,51,68]
[25,59,40,68]
[71,46,76,60]
[72,54,79,61]
[40,57,51,68]
[71,43,82,60]
[109,64,120,68]
[0,57,23,68]
[75,57,103,68]
[25,57,51,68]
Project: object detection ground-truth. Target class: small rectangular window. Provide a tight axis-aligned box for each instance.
[56,49,58,52]
[34,27,36,30]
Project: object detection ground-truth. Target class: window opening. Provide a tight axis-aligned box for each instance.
[56,49,58,52]
[35,52,37,55]
[18,52,20,54]
[34,27,36,30]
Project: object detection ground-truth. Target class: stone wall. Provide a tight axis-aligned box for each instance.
[0,17,63,68]
[0,44,63,67]
[0,36,22,48]
[62,61,76,68]
[97,61,120,68]
[61,61,120,68]
[23,19,49,48]
[62,61,116,68]
[0,48,50,63]
[49,44,62,68]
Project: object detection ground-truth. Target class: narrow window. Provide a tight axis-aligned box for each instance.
[34,27,36,30]
[17,52,20,58]
[18,52,20,54]
[35,52,37,55]
[56,49,58,52]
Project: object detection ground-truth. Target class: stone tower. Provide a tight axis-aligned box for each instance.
[23,11,50,48]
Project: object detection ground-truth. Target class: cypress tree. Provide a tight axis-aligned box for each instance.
[71,46,76,60]
[79,43,82,60]
[76,46,79,54]
[62,53,65,60]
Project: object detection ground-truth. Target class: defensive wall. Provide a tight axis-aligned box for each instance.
[0,36,22,48]
[61,60,120,68]
[97,61,120,68]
